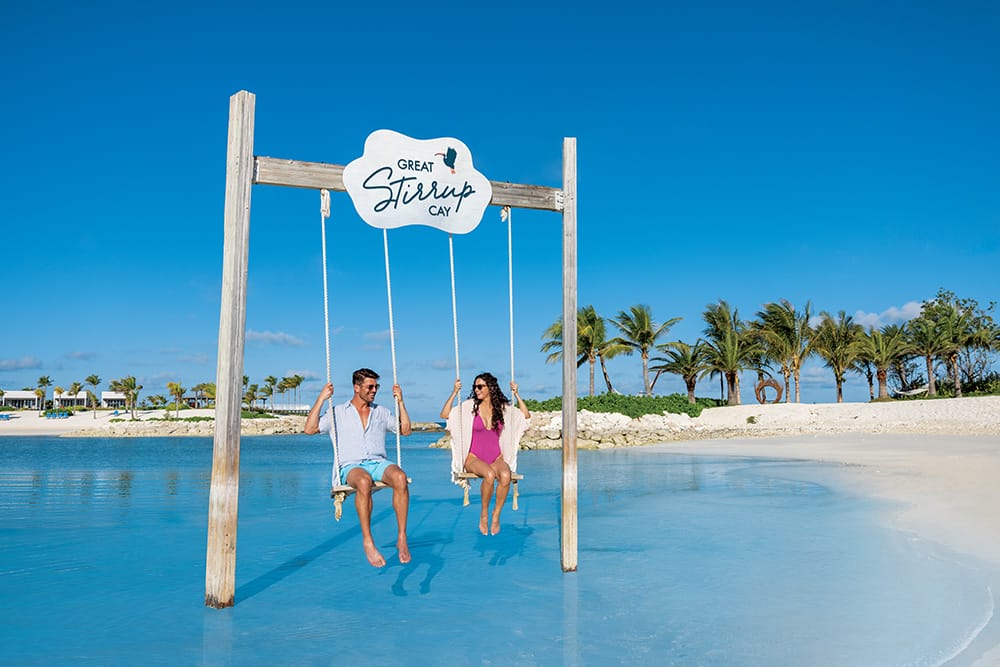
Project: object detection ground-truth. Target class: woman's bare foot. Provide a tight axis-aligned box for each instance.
[490,516,501,535]
[397,535,411,564]
[363,539,386,568]
[479,516,489,536]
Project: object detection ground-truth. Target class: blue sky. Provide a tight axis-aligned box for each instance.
[2,1,998,419]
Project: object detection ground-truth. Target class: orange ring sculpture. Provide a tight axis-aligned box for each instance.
[755,378,783,404]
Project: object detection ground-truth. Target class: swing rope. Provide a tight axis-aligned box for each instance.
[382,229,402,467]
[448,233,463,480]
[319,189,341,487]
[503,205,515,383]
[503,205,519,510]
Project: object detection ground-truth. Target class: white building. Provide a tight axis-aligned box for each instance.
[1,390,41,410]
[53,390,89,408]
[101,391,127,409]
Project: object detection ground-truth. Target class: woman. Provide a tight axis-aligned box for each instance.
[440,373,530,535]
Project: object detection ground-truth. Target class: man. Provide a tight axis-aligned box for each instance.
[305,368,412,567]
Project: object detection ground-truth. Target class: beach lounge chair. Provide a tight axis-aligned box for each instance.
[894,384,929,397]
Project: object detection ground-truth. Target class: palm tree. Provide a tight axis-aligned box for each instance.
[67,381,83,408]
[812,311,864,403]
[580,306,627,395]
[851,357,876,401]
[543,306,626,396]
[755,300,814,403]
[277,378,291,409]
[53,386,65,409]
[110,376,142,418]
[649,341,709,404]
[85,374,101,418]
[36,376,52,414]
[610,304,681,396]
[906,317,946,396]
[857,325,910,399]
[192,381,216,408]
[931,302,976,398]
[285,375,304,408]
[167,381,186,418]
[244,384,259,412]
[260,384,273,412]
[263,376,278,411]
[920,289,999,398]
[701,301,759,405]
[34,388,45,413]
[541,314,588,394]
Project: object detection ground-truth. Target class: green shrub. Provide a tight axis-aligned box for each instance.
[523,393,719,418]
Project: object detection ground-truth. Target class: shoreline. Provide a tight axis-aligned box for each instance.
[2,395,998,440]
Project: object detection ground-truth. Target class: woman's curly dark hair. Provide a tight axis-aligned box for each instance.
[469,372,510,428]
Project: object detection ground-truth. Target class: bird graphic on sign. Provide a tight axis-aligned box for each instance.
[435,147,457,174]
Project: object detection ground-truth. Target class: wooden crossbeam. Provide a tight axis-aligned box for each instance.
[254,156,563,212]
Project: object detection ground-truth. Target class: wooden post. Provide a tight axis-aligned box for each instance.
[205,90,255,608]
[560,137,578,572]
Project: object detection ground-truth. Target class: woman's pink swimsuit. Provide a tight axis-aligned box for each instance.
[469,413,503,464]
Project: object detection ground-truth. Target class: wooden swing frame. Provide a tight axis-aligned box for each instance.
[205,90,578,609]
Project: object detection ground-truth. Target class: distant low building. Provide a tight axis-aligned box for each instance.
[54,391,88,408]
[1,390,41,410]
[101,391,127,409]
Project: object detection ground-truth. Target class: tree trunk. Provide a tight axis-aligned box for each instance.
[588,357,595,396]
[686,378,696,404]
[925,355,937,396]
[951,354,963,398]
[727,371,741,405]
[794,369,801,403]
[836,377,844,403]
[641,352,650,397]
[649,369,661,393]
[600,356,614,394]
[876,368,889,399]
[783,368,791,404]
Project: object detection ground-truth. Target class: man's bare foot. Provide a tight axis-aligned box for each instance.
[490,516,501,535]
[363,540,386,568]
[397,536,411,564]
[479,516,489,536]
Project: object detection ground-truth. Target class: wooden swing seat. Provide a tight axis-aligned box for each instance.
[455,471,523,510]
[455,472,523,482]
[330,478,412,521]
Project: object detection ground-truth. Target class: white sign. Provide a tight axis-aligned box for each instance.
[342,130,493,234]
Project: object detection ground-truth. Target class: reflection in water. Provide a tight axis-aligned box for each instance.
[116,471,133,498]
[166,471,179,497]
[562,573,580,667]
[80,472,94,504]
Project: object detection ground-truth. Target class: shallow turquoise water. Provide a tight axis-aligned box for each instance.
[0,434,995,665]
